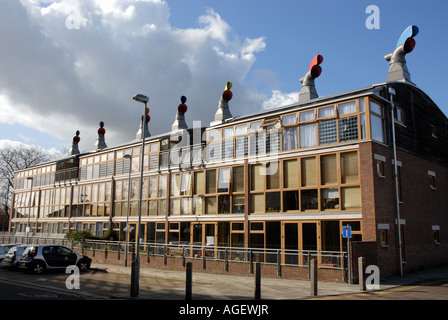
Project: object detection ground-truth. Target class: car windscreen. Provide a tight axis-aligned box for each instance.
[22,246,37,257]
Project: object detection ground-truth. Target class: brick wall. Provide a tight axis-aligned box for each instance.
[359,141,448,278]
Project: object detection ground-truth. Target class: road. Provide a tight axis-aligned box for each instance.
[1,265,448,301]
[0,278,88,300]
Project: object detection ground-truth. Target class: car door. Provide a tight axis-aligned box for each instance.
[57,247,78,267]
[42,246,61,267]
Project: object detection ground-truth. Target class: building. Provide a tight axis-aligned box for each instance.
[8,25,448,277]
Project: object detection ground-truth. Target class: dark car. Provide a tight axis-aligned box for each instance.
[18,245,91,274]
[0,245,28,270]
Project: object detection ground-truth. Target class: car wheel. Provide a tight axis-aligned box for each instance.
[77,260,90,272]
[32,262,45,275]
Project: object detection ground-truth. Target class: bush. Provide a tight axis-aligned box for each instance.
[65,228,119,242]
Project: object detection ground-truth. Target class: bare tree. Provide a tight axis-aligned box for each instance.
[0,144,60,230]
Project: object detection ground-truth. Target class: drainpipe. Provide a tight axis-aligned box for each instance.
[388,86,404,276]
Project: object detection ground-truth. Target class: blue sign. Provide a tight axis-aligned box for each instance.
[342,226,352,238]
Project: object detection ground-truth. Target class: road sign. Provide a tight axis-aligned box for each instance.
[342,226,352,238]
[123,225,134,233]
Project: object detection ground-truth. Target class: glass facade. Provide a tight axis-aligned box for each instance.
[11,96,381,253]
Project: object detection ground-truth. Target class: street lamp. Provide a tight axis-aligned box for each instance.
[123,154,132,268]
[26,177,34,244]
[130,93,149,297]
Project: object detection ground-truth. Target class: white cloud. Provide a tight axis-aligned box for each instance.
[262,90,299,110]
[0,1,272,153]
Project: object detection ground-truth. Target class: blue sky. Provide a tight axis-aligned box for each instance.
[0,0,447,155]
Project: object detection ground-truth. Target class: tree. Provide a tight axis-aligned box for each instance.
[0,143,61,230]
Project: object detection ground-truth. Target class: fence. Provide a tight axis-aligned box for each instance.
[0,233,347,273]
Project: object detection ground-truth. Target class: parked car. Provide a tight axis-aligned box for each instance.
[18,245,92,274]
[0,245,28,270]
[0,244,20,263]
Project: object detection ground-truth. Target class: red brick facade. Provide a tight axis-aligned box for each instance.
[358,141,448,278]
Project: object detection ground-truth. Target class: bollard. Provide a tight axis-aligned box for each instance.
[225,248,229,272]
[254,262,261,300]
[310,259,318,296]
[358,257,366,291]
[277,250,281,277]
[186,262,192,300]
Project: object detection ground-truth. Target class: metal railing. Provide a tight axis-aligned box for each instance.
[0,234,347,270]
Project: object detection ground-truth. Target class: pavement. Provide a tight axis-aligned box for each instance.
[88,262,448,300]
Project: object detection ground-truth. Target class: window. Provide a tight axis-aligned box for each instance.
[283,159,298,188]
[235,136,248,158]
[379,229,388,246]
[376,160,385,177]
[341,187,361,209]
[266,162,279,189]
[318,106,335,119]
[370,100,384,143]
[433,226,440,245]
[207,141,220,162]
[232,166,244,192]
[321,154,337,185]
[261,118,280,128]
[251,164,264,191]
[428,171,436,189]
[180,172,191,196]
[340,152,359,184]
[339,101,356,115]
[222,138,234,159]
[282,127,298,150]
[266,130,280,154]
[319,120,337,145]
[206,169,217,194]
[250,132,265,155]
[394,106,405,124]
[301,189,318,211]
[218,168,230,193]
[194,171,204,195]
[431,125,437,138]
[299,110,315,122]
[321,188,339,210]
[282,114,297,126]
[300,123,317,148]
[339,116,359,142]
[208,130,221,141]
[301,157,317,187]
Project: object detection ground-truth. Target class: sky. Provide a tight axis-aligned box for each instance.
[0,0,447,156]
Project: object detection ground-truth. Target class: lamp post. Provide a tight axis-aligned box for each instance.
[124,154,132,267]
[130,93,149,297]
[26,177,34,244]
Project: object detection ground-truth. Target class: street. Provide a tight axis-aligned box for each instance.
[1,264,448,301]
